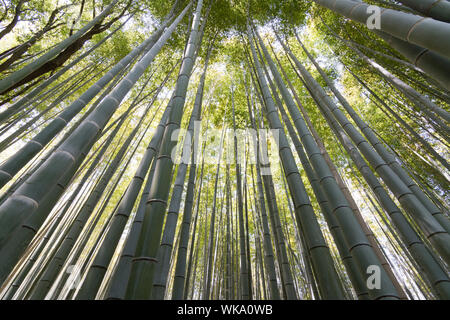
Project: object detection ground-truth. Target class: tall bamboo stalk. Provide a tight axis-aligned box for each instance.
[0,0,120,94]
[0,12,175,188]
[279,34,450,267]
[312,0,450,59]
[152,41,212,299]
[126,0,203,299]
[0,2,192,256]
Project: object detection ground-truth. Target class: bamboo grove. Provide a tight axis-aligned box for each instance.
[0,0,448,300]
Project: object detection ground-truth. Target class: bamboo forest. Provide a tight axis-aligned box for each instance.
[0,0,448,301]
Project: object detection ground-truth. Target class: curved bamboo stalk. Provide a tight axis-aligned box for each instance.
[0,0,120,94]
[312,0,450,59]
[0,13,174,188]
[0,62,107,152]
[0,17,131,124]
[0,2,192,250]
[374,31,450,90]
[395,0,450,22]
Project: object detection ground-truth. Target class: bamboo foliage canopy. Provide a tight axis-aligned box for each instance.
[0,0,448,300]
